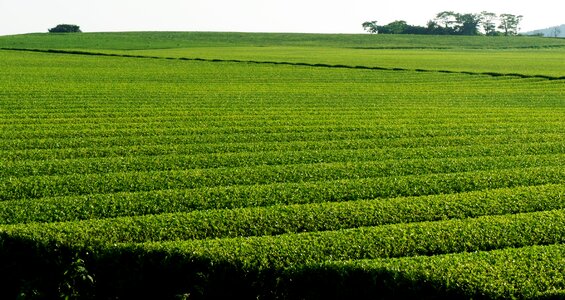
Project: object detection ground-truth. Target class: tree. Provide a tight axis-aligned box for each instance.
[455,13,481,35]
[480,11,498,36]
[434,11,458,33]
[385,20,409,34]
[362,21,379,34]
[48,24,82,33]
[362,11,524,36]
[426,20,447,35]
[498,14,523,36]
[432,12,481,35]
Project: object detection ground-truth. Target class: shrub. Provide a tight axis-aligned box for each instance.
[48,24,81,33]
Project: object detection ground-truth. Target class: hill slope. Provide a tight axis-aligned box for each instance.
[2,32,565,77]
[2,31,565,50]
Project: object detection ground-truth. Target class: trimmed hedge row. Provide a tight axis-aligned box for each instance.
[1,210,563,299]
[2,184,563,243]
[2,118,561,140]
[3,141,564,177]
[2,132,561,162]
[0,167,563,224]
[1,127,563,151]
[284,243,565,299]
[1,113,556,133]
[130,209,565,270]
[2,154,564,200]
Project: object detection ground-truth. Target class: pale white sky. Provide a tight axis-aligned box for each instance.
[0,0,563,36]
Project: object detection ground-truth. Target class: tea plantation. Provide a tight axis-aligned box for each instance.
[0,32,564,299]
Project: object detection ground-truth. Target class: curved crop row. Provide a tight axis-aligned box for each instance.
[126,209,565,270]
[1,184,563,243]
[3,142,565,177]
[0,168,563,224]
[1,112,558,130]
[2,118,562,140]
[1,108,556,127]
[285,243,565,299]
[2,134,562,163]
[1,126,563,151]
[2,154,563,200]
[2,209,562,299]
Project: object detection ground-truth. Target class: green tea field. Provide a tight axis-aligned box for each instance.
[0,32,564,299]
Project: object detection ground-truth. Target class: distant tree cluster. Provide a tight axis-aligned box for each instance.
[48,24,82,33]
[363,12,523,36]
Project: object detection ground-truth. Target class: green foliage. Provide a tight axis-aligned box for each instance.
[364,11,521,36]
[2,184,563,243]
[2,31,565,50]
[288,244,565,299]
[499,14,524,36]
[480,11,498,36]
[0,167,563,225]
[362,21,378,34]
[2,154,563,200]
[48,24,81,33]
[0,33,563,298]
[59,255,95,299]
[131,209,565,269]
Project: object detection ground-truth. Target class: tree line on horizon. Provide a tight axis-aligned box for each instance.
[363,11,523,36]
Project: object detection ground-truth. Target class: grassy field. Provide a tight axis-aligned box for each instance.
[3,32,565,77]
[0,32,564,298]
[3,31,565,49]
